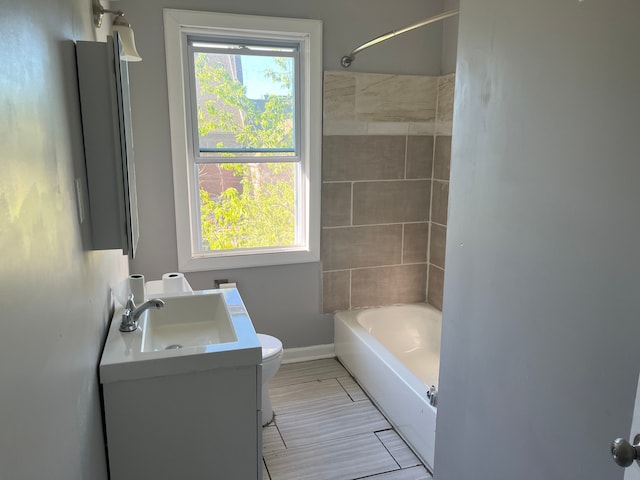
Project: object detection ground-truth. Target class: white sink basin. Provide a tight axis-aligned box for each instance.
[100,287,261,384]
[140,293,237,352]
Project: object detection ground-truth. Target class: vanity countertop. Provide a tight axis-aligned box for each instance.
[99,288,261,384]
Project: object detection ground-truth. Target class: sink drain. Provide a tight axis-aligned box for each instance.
[165,344,183,350]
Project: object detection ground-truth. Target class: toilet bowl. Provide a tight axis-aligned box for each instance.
[257,333,283,426]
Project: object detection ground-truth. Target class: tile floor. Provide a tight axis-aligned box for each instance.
[262,358,432,480]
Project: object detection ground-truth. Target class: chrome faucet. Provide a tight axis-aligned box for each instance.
[119,294,165,332]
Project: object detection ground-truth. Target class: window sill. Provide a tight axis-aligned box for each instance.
[178,248,320,272]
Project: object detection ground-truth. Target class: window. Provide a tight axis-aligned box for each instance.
[163,10,322,271]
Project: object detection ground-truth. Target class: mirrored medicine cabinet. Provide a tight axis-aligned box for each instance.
[76,34,139,258]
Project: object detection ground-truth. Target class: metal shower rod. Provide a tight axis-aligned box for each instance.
[341,9,460,68]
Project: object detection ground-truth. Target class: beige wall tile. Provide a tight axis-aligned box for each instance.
[431,180,449,226]
[322,183,351,227]
[366,122,409,135]
[351,264,427,308]
[427,265,444,311]
[322,271,350,313]
[352,180,430,225]
[319,71,454,314]
[323,120,368,136]
[355,73,438,122]
[434,120,453,136]
[406,136,434,179]
[323,136,406,181]
[321,225,402,271]
[323,71,356,121]
[403,223,429,264]
[433,136,452,181]
[436,73,455,126]
[429,224,447,269]
[409,122,436,136]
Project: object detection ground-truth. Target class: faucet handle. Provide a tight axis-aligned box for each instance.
[125,293,136,310]
[120,294,138,333]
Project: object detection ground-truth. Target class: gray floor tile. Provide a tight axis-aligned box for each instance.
[358,466,432,479]
[265,359,428,480]
[263,424,286,453]
[337,375,369,402]
[271,378,353,415]
[264,432,399,480]
[276,399,390,448]
[376,429,422,468]
[270,358,349,388]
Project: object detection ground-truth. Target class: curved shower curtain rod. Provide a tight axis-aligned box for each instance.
[340,9,460,68]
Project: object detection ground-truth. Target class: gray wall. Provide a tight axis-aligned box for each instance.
[441,0,459,74]
[123,0,447,347]
[0,0,128,478]
[435,1,640,479]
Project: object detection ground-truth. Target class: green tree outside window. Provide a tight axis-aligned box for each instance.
[194,53,296,251]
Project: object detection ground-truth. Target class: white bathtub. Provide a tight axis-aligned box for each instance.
[334,303,442,470]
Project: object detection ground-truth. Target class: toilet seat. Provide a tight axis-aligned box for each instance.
[257,334,283,362]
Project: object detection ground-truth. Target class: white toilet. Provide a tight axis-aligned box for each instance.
[257,334,283,426]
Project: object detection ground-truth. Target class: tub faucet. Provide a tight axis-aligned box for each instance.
[119,294,165,332]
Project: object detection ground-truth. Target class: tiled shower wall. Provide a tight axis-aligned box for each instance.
[321,71,454,312]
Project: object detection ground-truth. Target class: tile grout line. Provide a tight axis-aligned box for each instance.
[351,466,430,480]
[349,179,354,310]
[324,178,438,184]
[349,181,354,226]
[322,221,429,230]
[373,430,403,471]
[348,268,352,310]
[400,224,405,265]
[323,262,428,274]
[262,457,272,480]
[426,130,438,302]
[336,377,358,403]
[272,420,288,450]
[430,220,448,228]
[404,134,409,180]
[268,429,395,456]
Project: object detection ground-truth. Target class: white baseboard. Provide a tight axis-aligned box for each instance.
[282,343,335,364]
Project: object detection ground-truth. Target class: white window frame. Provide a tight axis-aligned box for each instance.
[163,9,322,272]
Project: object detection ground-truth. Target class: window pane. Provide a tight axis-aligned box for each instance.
[198,162,298,251]
[193,50,296,157]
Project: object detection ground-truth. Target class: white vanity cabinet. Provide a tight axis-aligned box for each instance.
[99,288,263,479]
[101,365,262,479]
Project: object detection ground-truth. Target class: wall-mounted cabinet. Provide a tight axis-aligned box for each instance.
[76,35,139,258]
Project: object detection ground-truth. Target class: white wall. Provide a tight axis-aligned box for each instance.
[0,0,128,478]
[122,0,447,347]
[435,1,640,479]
